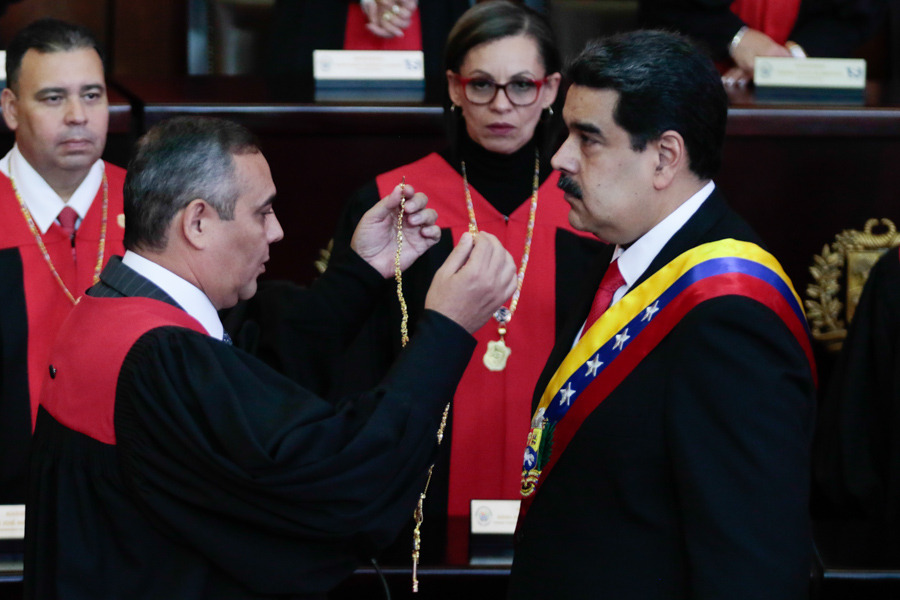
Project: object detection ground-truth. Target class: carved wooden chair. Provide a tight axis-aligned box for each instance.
[805,218,900,352]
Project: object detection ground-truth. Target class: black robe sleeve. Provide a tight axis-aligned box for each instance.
[813,248,900,526]
[114,307,475,595]
[224,246,388,395]
[638,0,746,61]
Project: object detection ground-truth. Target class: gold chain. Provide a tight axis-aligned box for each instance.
[394,177,451,592]
[462,148,540,330]
[395,177,410,346]
[11,160,109,305]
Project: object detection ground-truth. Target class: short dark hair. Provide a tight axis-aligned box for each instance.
[6,18,104,91]
[123,117,261,252]
[444,0,561,76]
[567,30,727,179]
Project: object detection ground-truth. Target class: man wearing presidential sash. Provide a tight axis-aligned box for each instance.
[508,31,817,599]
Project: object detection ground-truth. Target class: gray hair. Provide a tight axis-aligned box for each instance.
[123,116,260,252]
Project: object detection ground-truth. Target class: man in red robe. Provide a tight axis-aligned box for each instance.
[0,18,125,525]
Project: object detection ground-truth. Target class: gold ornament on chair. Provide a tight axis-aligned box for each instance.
[805,218,900,352]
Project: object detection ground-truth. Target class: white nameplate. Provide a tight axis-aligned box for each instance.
[0,504,25,540]
[754,57,866,89]
[470,499,520,535]
[313,50,424,81]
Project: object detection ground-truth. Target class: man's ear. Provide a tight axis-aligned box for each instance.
[180,199,215,250]
[652,130,686,190]
[1,88,19,131]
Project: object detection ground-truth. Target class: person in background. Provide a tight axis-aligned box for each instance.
[267,0,471,91]
[0,18,124,517]
[509,30,817,598]
[814,246,900,556]
[639,0,886,85]
[25,115,517,599]
[327,0,603,563]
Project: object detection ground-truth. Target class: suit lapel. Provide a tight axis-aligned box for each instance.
[532,244,616,408]
[531,189,730,410]
[91,256,182,309]
[632,189,729,291]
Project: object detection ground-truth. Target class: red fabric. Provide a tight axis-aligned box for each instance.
[582,259,624,334]
[375,154,596,524]
[40,296,206,445]
[343,3,423,51]
[520,271,818,516]
[0,163,127,429]
[730,0,802,46]
[57,206,78,241]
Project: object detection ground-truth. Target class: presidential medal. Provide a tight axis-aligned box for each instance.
[483,338,511,371]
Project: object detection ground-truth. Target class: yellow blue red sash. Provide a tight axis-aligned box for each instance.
[520,239,816,514]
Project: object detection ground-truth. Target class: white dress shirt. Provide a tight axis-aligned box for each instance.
[121,250,225,341]
[576,181,715,342]
[0,145,105,234]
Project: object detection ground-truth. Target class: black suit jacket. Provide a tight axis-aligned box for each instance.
[509,189,817,599]
[89,255,181,305]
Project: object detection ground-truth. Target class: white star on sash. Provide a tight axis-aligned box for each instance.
[642,300,660,321]
[613,328,630,350]
[585,354,603,377]
[559,382,575,406]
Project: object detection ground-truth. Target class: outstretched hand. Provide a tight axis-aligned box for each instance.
[351,182,440,278]
[424,232,518,334]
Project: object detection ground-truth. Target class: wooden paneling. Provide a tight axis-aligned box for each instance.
[0,0,110,50]
[0,0,187,78]
[110,0,187,77]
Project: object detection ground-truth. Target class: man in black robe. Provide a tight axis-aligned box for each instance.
[25,116,516,599]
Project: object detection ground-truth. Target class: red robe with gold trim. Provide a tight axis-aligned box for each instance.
[0,162,125,504]
[330,149,603,561]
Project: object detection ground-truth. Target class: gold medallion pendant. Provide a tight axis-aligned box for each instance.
[483,338,511,371]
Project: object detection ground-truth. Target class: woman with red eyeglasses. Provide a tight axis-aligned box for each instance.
[329,0,603,566]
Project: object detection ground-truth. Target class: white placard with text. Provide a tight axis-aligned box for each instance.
[470,499,520,535]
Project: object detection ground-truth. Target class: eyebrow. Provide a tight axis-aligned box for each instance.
[256,194,276,210]
[572,120,605,140]
[465,69,539,80]
[35,83,106,96]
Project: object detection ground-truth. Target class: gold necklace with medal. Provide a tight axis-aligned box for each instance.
[11,159,109,305]
[462,148,540,372]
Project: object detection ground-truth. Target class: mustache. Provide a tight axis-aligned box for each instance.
[557,174,583,200]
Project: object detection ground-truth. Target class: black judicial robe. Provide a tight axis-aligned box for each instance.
[813,248,900,543]
[25,252,475,600]
[0,163,126,506]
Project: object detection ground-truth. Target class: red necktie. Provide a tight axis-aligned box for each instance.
[58,206,78,241]
[583,259,625,333]
[58,206,78,259]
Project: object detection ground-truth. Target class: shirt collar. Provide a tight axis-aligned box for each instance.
[0,145,105,234]
[121,250,225,340]
[613,181,715,303]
